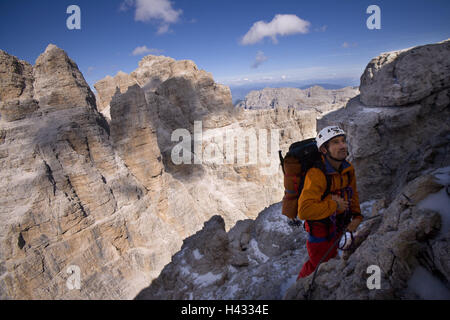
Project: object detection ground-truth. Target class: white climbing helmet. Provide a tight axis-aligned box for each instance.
[316,126,346,149]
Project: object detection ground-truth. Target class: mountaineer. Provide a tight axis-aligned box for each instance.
[296,126,363,279]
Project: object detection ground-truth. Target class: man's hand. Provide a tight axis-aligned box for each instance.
[332,194,349,212]
[346,216,363,232]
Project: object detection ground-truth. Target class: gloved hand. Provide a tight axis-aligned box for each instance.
[346,216,363,232]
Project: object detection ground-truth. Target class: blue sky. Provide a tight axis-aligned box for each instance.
[1,0,449,94]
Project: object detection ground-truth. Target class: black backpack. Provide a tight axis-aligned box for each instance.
[279,138,332,221]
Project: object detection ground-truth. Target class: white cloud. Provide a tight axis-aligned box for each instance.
[131,45,163,56]
[315,25,328,32]
[120,0,182,34]
[119,0,134,11]
[156,24,171,35]
[135,0,182,23]
[241,14,310,45]
[342,42,358,48]
[251,51,268,69]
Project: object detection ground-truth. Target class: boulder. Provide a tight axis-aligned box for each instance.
[360,39,450,106]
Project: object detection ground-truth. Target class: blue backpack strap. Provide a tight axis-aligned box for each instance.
[308,230,336,243]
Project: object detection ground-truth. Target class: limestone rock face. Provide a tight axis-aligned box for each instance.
[33,44,97,110]
[0,98,39,122]
[0,50,34,102]
[109,84,163,192]
[0,46,180,299]
[360,39,450,106]
[94,71,136,116]
[0,50,37,122]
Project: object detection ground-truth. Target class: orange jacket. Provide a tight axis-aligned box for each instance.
[298,155,361,221]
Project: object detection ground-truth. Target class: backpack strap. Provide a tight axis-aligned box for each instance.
[313,160,332,201]
[279,150,285,174]
[321,174,332,201]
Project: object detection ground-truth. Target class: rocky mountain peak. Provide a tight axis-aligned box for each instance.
[33,44,97,110]
[43,43,60,54]
[94,54,210,115]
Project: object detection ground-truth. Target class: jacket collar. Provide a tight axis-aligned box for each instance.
[322,154,351,174]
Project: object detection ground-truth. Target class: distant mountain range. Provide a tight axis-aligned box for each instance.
[297,83,355,90]
[234,86,359,111]
[228,79,360,104]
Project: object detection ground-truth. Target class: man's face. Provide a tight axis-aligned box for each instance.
[321,135,348,160]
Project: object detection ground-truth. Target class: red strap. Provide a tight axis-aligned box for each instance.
[283,194,298,200]
[292,177,298,191]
